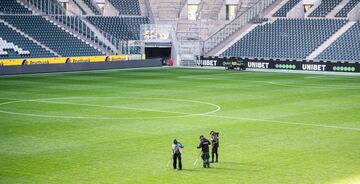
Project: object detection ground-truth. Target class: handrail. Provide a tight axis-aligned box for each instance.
[95,25,129,54]
[71,0,86,15]
[51,14,129,54]
[16,0,144,55]
[203,0,276,54]
[144,0,155,23]
[21,0,121,54]
[24,0,67,15]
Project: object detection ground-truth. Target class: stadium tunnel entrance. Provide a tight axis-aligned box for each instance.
[145,48,171,65]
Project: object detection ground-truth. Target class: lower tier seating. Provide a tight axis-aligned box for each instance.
[86,16,149,40]
[0,0,32,14]
[0,22,54,59]
[316,21,360,61]
[0,15,103,57]
[309,0,342,17]
[221,19,347,59]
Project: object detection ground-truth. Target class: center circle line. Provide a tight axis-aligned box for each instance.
[0,97,221,120]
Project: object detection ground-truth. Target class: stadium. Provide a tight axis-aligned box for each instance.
[0,0,359,183]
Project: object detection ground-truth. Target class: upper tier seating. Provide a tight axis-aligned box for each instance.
[316,21,360,61]
[84,0,101,15]
[0,22,54,59]
[108,0,141,15]
[0,15,102,57]
[309,0,342,17]
[221,19,347,59]
[86,16,149,40]
[0,0,32,14]
[335,0,360,17]
[273,0,301,17]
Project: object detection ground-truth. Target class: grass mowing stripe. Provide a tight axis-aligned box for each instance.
[0,96,358,131]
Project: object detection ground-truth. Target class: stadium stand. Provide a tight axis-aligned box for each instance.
[316,21,360,61]
[32,0,65,15]
[83,0,102,15]
[335,0,360,17]
[0,0,32,14]
[86,16,149,40]
[0,22,54,58]
[221,19,347,59]
[308,0,342,17]
[0,37,30,58]
[72,0,87,15]
[108,0,141,15]
[0,15,102,56]
[273,0,302,17]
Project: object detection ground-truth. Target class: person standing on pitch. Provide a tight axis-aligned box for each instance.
[197,135,211,168]
[210,130,219,163]
[172,139,183,170]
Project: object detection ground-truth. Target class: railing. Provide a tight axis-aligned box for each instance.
[144,0,155,23]
[203,0,276,55]
[52,14,129,54]
[95,25,129,54]
[21,0,133,54]
[71,0,86,15]
[11,0,146,55]
[24,0,66,15]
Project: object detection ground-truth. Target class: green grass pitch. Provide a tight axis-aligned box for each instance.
[0,68,359,184]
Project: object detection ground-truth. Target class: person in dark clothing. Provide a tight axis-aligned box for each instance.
[210,130,219,163]
[172,139,183,170]
[197,135,211,168]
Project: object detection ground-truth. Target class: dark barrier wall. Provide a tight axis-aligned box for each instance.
[196,56,360,73]
[0,59,162,75]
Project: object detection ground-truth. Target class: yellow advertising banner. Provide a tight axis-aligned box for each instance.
[106,55,129,62]
[66,56,107,63]
[0,59,23,66]
[23,57,67,65]
[0,55,135,67]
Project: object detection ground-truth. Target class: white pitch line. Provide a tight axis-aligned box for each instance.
[179,75,360,89]
[0,97,221,120]
[267,81,360,89]
[202,114,360,132]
